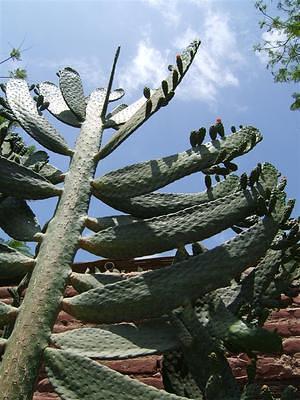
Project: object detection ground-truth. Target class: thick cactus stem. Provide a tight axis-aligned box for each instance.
[0,49,120,396]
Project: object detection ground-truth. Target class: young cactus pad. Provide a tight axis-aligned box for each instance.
[0,40,298,400]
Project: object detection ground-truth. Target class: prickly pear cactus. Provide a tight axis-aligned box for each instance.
[0,40,299,400]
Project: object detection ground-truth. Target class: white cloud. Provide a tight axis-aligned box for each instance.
[143,0,181,26]
[30,2,244,106]
[118,38,168,93]
[173,19,242,103]
[256,29,287,64]
[140,1,244,105]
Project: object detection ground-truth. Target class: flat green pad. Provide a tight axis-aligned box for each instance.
[70,272,125,293]
[23,150,64,184]
[0,156,61,200]
[197,298,282,354]
[169,304,240,400]
[50,320,178,359]
[85,214,140,232]
[96,163,276,218]
[93,127,262,199]
[108,88,125,102]
[98,40,201,159]
[59,67,86,121]
[6,79,72,156]
[162,350,204,399]
[0,196,41,241]
[0,243,34,280]
[39,81,81,127]
[107,93,152,126]
[96,175,240,218]
[82,164,278,258]
[44,348,188,400]
[63,192,286,324]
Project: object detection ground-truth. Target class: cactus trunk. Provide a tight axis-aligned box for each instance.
[0,98,104,400]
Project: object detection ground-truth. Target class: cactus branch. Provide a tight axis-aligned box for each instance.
[92,127,262,200]
[63,192,286,324]
[95,40,200,160]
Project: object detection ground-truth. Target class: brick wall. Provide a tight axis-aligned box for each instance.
[1,278,300,399]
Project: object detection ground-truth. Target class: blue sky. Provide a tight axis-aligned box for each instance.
[0,0,299,261]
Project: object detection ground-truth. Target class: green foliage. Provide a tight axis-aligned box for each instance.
[0,40,299,400]
[0,44,28,80]
[9,48,22,62]
[254,0,300,110]
[9,68,27,79]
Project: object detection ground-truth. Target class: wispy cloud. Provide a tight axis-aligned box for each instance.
[138,1,244,105]
[174,16,243,102]
[117,37,168,93]
[143,0,181,26]
[256,29,287,64]
[32,2,244,106]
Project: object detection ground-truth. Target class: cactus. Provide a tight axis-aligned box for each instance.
[50,320,178,359]
[0,40,299,400]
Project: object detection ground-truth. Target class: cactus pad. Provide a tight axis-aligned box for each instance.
[44,348,187,399]
[0,196,41,241]
[6,79,73,156]
[63,193,286,323]
[50,320,178,359]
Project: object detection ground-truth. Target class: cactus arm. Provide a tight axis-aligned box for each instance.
[92,127,262,199]
[162,350,204,399]
[227,248,286,315]
[200,297,282,354]
[108,88,125,101]
[0,197,41,241]
[6,79,73,156]
[70,272,125,292]
[85,214,140,232]
[44,348,187,400]
[63,192,286,324]
[22,150,64,185]
[50,320,178,359]
[0,302,19,325]
[38,81,82,127]
[0,156,62,199]
[0,243,35,280]
[22,149,48,165]
[23,150,64,184]
[59,67,87,121]
[105,91,154,127]
[96,40,200,160]
[106,103,128,120]
[95,174,240,218]
[37,162,65,184]
[80,175,276,258]
[251,249,284,310]
[70,272,105,292]
[170,304,240,400]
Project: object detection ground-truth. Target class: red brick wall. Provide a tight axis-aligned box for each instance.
[1,285,300,399]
